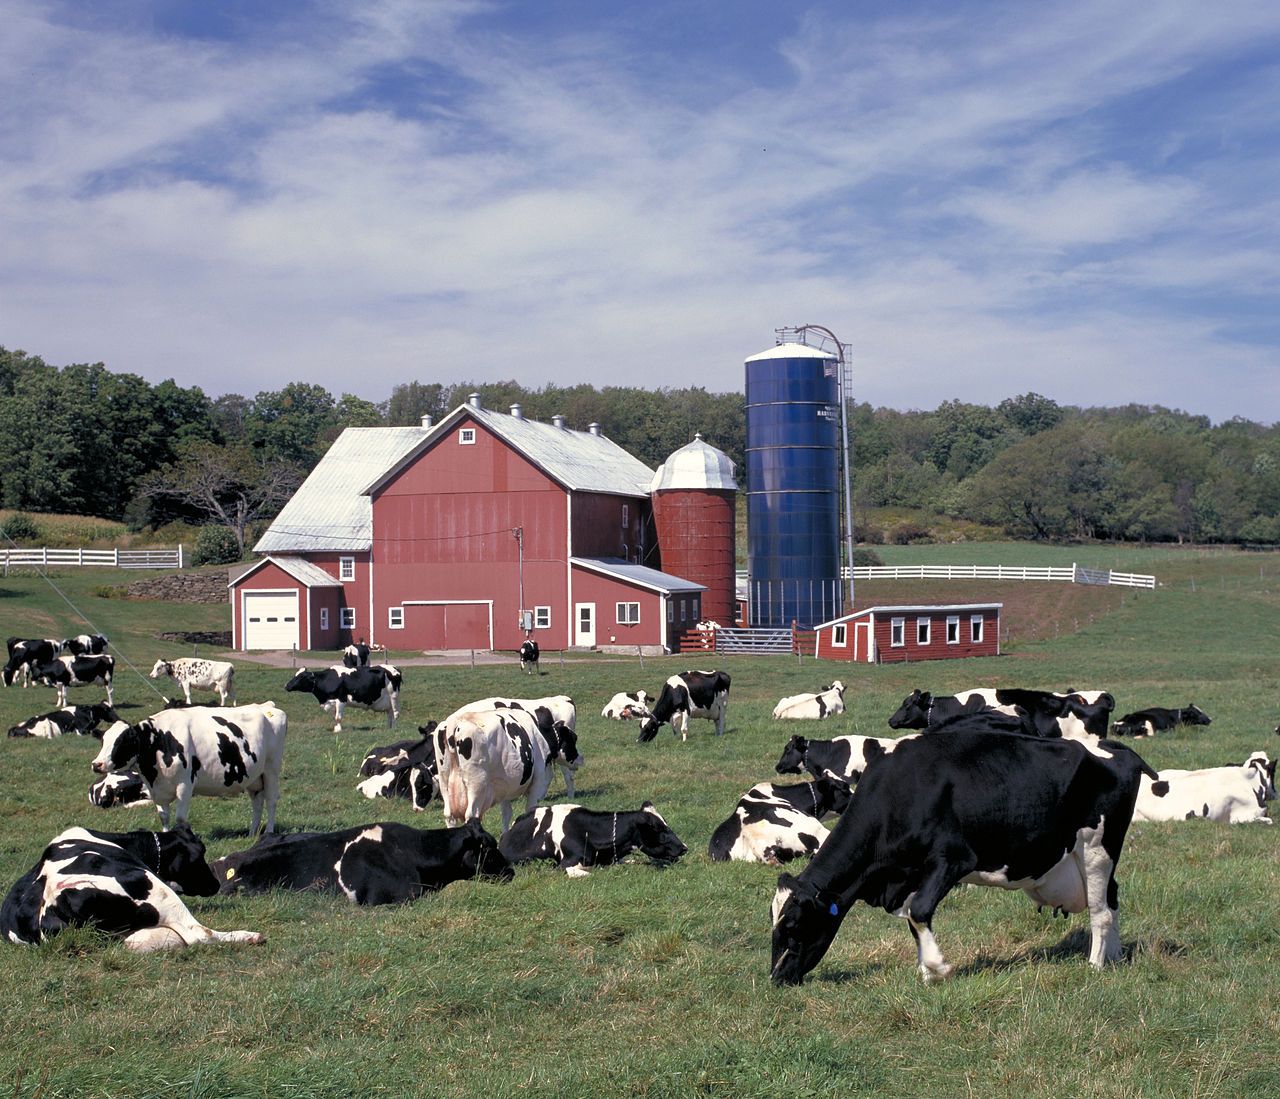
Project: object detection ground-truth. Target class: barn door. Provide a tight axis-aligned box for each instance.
[575,603,595,648]
[855,621,872,662]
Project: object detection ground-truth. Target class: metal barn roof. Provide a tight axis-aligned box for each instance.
[571,557,707,595]
[230,555,346,588]
[650,434,738,493]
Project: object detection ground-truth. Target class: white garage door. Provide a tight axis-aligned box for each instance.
[243,591,300,650]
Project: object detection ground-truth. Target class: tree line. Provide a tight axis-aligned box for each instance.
[3,345,1278,550]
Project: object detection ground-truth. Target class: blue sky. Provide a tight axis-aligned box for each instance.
[4,0,1280,422]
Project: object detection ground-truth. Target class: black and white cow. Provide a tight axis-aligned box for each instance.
[91,702,288,834]
[439,696,580,796]
[499,803,687,877]
[434,708,582,832]
[0,823,264,951]
[888,687,1114,739]
[31,654,115,707]
[2,637,60,688]
[772,682,846,720]
[774,733,904,787]
[709,777,852,865]
[769,730,1156,986]
[1134,752,1276,823]
[8,701,118,738]
[212,819,512,905]
[601,690,653,721]
[1111,705,1212,738]
[636,670,731,742]
[358,725,438,777]
[89,770,153,809]
[61,633,108,656]
[285,665,402,733]
[519,639,540,675]
[150,657,237,707]
[356,728,438,812]
[343,642,372,668]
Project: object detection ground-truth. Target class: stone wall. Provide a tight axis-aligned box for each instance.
[127,568,230,605]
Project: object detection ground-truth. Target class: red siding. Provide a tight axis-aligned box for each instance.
[815,607,1001,663]
[570,567,676,650]
[651,488,735,624]
[230,561,344,651]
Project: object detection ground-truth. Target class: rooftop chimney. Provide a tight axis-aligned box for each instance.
[421,414,433,429]
[468,392,482,408]
[510,404,523,419]
[552,414,565,429]
[588,423,601,436]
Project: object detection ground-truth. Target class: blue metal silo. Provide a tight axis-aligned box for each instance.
[745,341,843,629]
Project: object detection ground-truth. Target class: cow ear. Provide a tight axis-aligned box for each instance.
[641,800,654,810]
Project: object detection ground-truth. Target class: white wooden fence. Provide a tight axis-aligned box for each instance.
[0,546,184,570]
[847,562,1155,589]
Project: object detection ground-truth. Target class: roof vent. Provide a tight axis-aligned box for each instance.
[588,422,601,436]
[468,392,482,409]
[552,414,565,429]
[510,404,523,419]
[421,414,433,429]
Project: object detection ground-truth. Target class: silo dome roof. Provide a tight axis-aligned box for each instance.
[745,341,837,363]
[651,434,738,492]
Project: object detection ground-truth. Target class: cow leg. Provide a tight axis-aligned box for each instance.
[897,858,967,983]
[560,763,575,800]
[500,799,514,833]
[182,683,193,705]
[261,770,280,834]
[332,700,344,733]
[1078,825,1122,967]
[121,901,265,952]
[906,918,953,984]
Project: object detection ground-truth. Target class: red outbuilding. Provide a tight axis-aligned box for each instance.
[813,603,1002,663]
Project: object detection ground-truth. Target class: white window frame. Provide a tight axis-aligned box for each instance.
[667,601,674,623]
[459,427,476,445]
[319,607,329,631]
[534,606,551,629]
[388,607,404,629]
[339,556,355,582]
[617,602,640,625]
[340,607,356,630]
[917,618,931,646]
[890,617,905,647]
[832,624,848,648]
[622,503,629,526]
[970,614,985,643]
[946,615,960,644]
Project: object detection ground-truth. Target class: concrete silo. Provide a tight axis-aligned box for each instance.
[650,434,738,624]
[745,341,843,629]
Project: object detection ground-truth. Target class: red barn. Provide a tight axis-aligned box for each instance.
[813,603,1002,663]
[230,397,730,654]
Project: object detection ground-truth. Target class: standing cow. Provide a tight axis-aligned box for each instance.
[285,665,402,733]
[31,654,115,707]
[150,657,237,707]
[439,696,580,796]
[3,638,60,688]
[519,639,540,675]
[636,670,731,742]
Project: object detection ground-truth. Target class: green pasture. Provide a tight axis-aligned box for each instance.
[1,551,1279,1098]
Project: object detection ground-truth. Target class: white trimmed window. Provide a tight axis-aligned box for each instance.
[339,556,355,581]
[917,618,931,645]
[946,615,960,644]
[319,608,329,631]
[617,602,640,625]
[833,624,847,648]
[340,607,356,629]
[622,503,629,526]
[459,427,476,445]
[890,617,905,647]
[667,601,674,623]
[971,615,985,643]
[388,607,404,629]
[535,606,551,629]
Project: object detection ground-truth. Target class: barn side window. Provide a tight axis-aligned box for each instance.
[341,607,356,629]
[946,616,960,644]
[319,608,329,631]
[617,602,640,625]
[890,617,905,647]
[917,618,931,645]
[833,624,847,648]
[667,601,674,623]
[339,557,355,581]
[970,615,984,643]
[621,503,629,526]
[459,428,476,445]
[388,607,404,629]
[535,606,551,629]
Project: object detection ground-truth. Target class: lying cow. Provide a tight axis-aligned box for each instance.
[602,690,653,721]
[888,687,1114,739]
[285,664,402,733]
[775,733,904,787]
[499,803,687,877]
[2,637,60,688]
[62,633,108,656]
[434,707,581,832]
[150,657,237,707]
[770,730,1156,986]
[91,702,288,834]
[356,728,438,812]
[1111,705,1212,738]
[8,701,118,738]
[89,770,153,809]
[636,670,731,742]
[212,820,512,905]
[1134,752,1276,824]
[1,824,264,951]
[519,639,540,675]
[31,654,115,708]
[439,695,580,796]
[709,777,852,865]
[772,682,846,721]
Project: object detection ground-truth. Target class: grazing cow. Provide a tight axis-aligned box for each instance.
[772,681,846,721]
[1134,753,1276,824]
[61,633,108,656]
[636,670,731,742]
[769,730,1156,986]
[343,642,371,668]
[709,778,852,865]
[601,690,653,721]
[91,702,288,834]
[775,733,904,787]
[2,638,60,688]
[439,696,580,796]
[434,708,581,832]
[31,654,115,707]
[149,657,237,707]
[519,639,540,675]
[1111,705,1212,738]
[212,819,512,905]
[499,803,687,877]
[0,824,263,951]
[8,701,118,739]
[89,770,153,809]
[356,728,438,812]
[285,665,402,733]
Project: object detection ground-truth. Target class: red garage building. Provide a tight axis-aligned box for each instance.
[231,396,733,655]
[813,603,1002,663]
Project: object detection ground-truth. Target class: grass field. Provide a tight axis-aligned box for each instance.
[1,549,1279,1098]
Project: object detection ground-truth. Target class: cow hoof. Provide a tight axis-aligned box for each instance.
[921,963,954,984]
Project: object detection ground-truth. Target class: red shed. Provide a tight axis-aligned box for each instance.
[813,603,1002,663]
[230,556,345,651]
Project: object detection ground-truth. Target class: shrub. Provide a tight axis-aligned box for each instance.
[191,525,241,566]
[890,521,931,545]
[850,547,883,567]
[0,513,41,544]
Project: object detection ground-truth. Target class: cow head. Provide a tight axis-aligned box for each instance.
[1185,705,1212,726]
[460,821,515,882]
[285,669,317,694]
[812,776,853,816]
[92,720,142,774]
[775,735,809,775]
[553,723,583,769]
[635,803,688,864]
[636,715,662,743]
[1245,752,1278,800]
[156,822,221,896]
[770,872,847,986]
[149,659,174,680]
[89,770,149,808]
[887,690,930,730]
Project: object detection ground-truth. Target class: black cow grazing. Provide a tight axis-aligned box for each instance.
[1111,705,1212,738]
[775,733,904,787]
[499,803,687,877]
[1,824,264,951]
[31,654,115,707]
[212,820,512,905]
[356,726,439,812]
[8,701,118,738]
[285,664,402,732]
[62,633,109,656]
[342,643,371,668]
[636,670,731,742]
[769,731,1156,986]
[3,638,60,688]
[709,778,852,865]
[519,639,540,675]
[89,770,153,809]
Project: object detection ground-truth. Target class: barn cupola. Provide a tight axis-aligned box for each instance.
[468,392,482,408]
[552,414,566,429]
[510,404,523,419]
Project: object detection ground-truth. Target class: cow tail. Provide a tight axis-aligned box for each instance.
[440,742,467,824]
